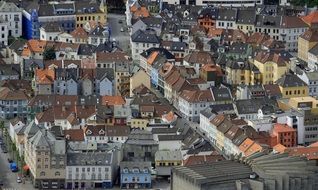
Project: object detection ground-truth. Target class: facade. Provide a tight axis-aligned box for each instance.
[155,150,182,176]
[24,130,66,189]
[226,59,261,85]
[0,88,29,120]
[297,71,318,97]
[0,1,22,38]
[272,123,297,147]
[129,69,150,97]
[276,74,308,99]
[120,161,152,189]
[66,152,116,189]
[75,1,107,28]
[298,29,318,62]
[130,30,160,60]
[0,19,8,45]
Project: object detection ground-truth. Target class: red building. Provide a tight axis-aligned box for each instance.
[272,124,297,147]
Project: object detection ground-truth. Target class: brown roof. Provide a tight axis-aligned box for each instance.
[101,96,126,106]
[35,68,55,84]
[1,80,32,92]
[200,64,223,76]
[71,27,88,39]
[281,16,308,28]
[273,123,296,133]
[165,70,181,86]
[140,105,155,112]
[64,129,85,141]
[22,40,47,57]
[262,39,285,50]
[44,60,81,68]
[184,51,215,65]
[28,95,78,106]
[179,89,213,103]
[52,105,96,120]
[264,84,282,97]
[254,51,287,66]
[84,125,130,137]
[210,114,226,126]
[300,29,318,42]
[35,109,55,123]
[59,42,80,51]
[0,87,29,100]
[96,52,130,63]
[247,32,270,45]
[285,146,318,160]
[183,154,224,166]
[158,62,175,79]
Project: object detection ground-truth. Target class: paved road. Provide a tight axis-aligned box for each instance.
[0,132,36,190]
[107,13,131,54]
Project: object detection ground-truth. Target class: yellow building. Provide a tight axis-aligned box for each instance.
[225,59,261,85]
[155,150,182,168]
[131,118,149,130]
[236,9,255,34]
[75,1,107,28]
[276,74,309,98]
[129,69,150,97]
[253,51,289,85]
[236,23,255,34]
[289,96,318,110]
[298,29,318,62]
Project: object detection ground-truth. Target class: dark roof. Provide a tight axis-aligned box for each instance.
[140,47,175,60]
[158,135,184,141]
[235,97,277,115]
[236,9,256,24]
[210,86,232,102]
[131,29,160,43]
[96,68,114,81]
[276,74,307,87]
[78,44,96,56]
[42,22,63,33]
[217,8,237,21]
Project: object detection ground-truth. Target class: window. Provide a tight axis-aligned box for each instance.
[40,172,45,176]
[55,172,60,176]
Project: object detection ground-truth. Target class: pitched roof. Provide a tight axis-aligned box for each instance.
[71,27,88,39]
[35,68,55,84]
[64,129,84,141]
[276,74,307,88]
[179,89,213,103]
[301,11,318,26]
[184,51,215,65]
[0,87,29,101]
[131,29,160,43]
[300,29,318,42]
[22,40,47,56]
[255,51,287,66]
[101,96,125,106]
[273,123,296,133]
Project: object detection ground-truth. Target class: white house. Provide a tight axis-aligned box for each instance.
[40,22,63,41]
[130,29,160,60]
[84,125,130,144]
[9,118,25,143]
[298,70,318,97]
[0,1,22,38]
[0,20,8,46]
[57,32,75,43]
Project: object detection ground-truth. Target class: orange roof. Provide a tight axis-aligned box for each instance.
[132,7,150,18]
[239,138,254,153]
[273,123,296,133]
[71,27,88,39]
[22,39,47,57]
[101,96,125,106]
[273,143,286,153]
[147,51,159,65]
[35,68,55,84]
[207,28,223,38]
[245,143,262,157]
[200,64,223,76]
[162,111,177,123]
[302,11,318,26]
[286,146,318,160]
[309,141,318,147]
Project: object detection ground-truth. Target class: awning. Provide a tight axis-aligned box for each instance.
[23,165,29,171]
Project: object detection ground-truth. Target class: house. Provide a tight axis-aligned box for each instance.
[53,68,79,95]
[225,59,261,85]
[120,161,152,189]
[115,62,131,96]
[216,8,237,30]
[0,1,22,38]
[0,87,29,119]
[24,129,66,189]
[226,42,253,60]
[307,43,318,70]
[22,40,47,60]
[271,123,297,147]
[0,18,8,45]
[130,69,150,97]
[131,16,163,36]
[183,51,215,74]
[88,24,110,46]
[96,68,114,96]
[56,43,80,60]
[8,39,25,64]
[298,29,318,62]
[83,125,130,144]
[179,89,213,122]
[130,29,160,60]
[9,118,25,143]
[57,32,75,43]
[197,7,218,31]
[155,150,182,176]
[0,64,20,80]
[96,51,130,69]
[298,71,318,97]
[276,74,308,98]
[74,1,107,28]
[157,135,183,151]
[253,51,289,85]
[255,15,308,52]
[66,151,116,189]
[236,9,256,34]
[34,68,55,95]
[70,27,88,44]
[40,22,63,41]
[123,130,158,163]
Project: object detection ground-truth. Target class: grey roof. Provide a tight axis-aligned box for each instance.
[55,68,78,81]
[140,16,163,28]
[151,127,178,134]
[95,42,118,53]
[115,62,130,73]
[78,44,96,56]
[0,64,20,76]
[187,140,214,155]
[170,41,187,52]
[23,120,41,137]
[236,9,256,24]
[126,130,157,145]
[96,68,114,81]
[42,22,63,33]
[306,71,318,81]
[140,47,175,60]
[120,161,151,171]
[209,104,234,113]
[9,39,26,56]
[217,8,237,21]
[235,97,277,115]
[228,42,250,54]
[24,59,44,70]
[67,152,112,166]
[0,1,21,12]
[89,25,109,37]
[309,43,318,56]
[210,86,232,102]
[276,74,307,87]
[158,134,184,141]
[172,160,252,185]
[155,150,182,161]
[131,29,160,44]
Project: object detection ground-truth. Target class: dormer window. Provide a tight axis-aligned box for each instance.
[86,130,92,135]
[133,168,140,173]
[123,168,129,173]
[99,129,105,135]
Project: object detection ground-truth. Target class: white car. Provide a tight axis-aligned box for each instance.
[120,27,124,32]
[16,176,22,183]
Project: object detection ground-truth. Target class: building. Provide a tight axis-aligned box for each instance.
[130,29,160,60]
[163,0,263,7]
[276,74,308,98]
[39,22,63,41]
[253,51,289,85]
[297,71,318,97]
[272,123,297,147]
[24,129,66,189]
[66,152,116,189]
[298,29,318,62]
[0,18,8,45]
[130,69,150,97]
[75,1,107,28]
[155,150,182,176]
[0,1,22,38]
[120,161,152,189]
[0,87,29,119]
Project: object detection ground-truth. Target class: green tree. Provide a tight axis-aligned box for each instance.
[43,47,56,60]
[290,0,318,7]
[0,120,4,138]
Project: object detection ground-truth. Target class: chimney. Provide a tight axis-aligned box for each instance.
[62,106,66,112]
[62,59,65,68]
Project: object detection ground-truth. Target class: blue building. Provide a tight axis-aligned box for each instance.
[120,161,152,189]
[22,9,40,39]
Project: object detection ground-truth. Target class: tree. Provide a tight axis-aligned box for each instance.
[290,0,318,7]
[43,47,56,60]
[0,120,4,138]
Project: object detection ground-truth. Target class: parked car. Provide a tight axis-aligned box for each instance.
[118,20,123,24]
[0,179,3,186]
[16,176,22,183]
[7,158,13,163]
[120,27,124,32]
